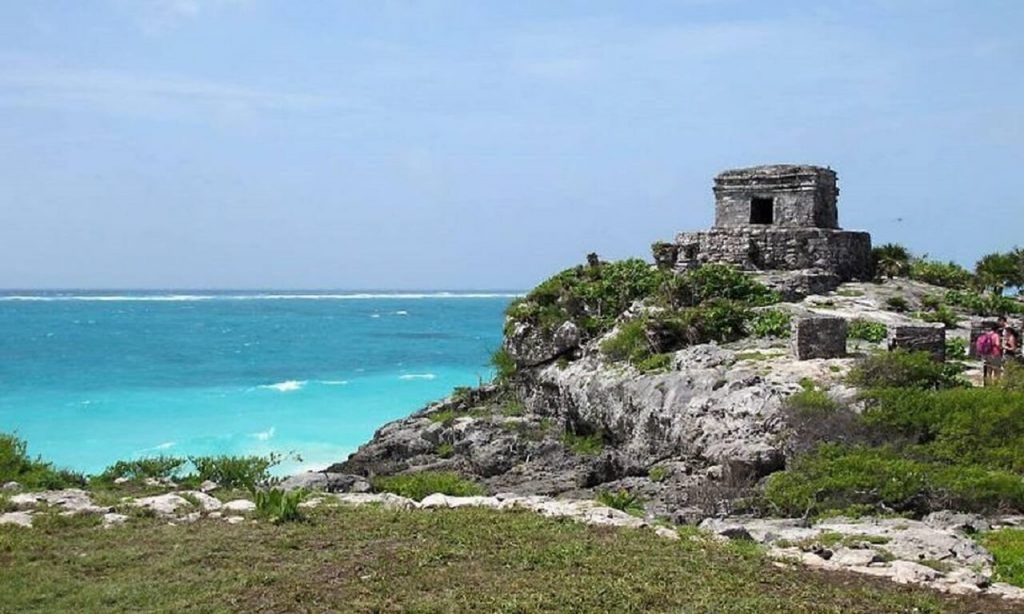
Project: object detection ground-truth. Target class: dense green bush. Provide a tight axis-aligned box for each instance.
[764,444,1024,516]
[975,252,1023,296]
[746,309,791,338]
[668,264,779,307]
[847,350,965,390]
[253,488,304,524]
[600,320,649,364]
[945,337,968,360]
[908,259,972,289]
[635,353,672,373]
[98,456,186,482]
[847,320,887,343]
[372,471,485,500]
[0,433,85,490]
[189,454,280,490]
[945,289,1024,316]
[562,432,604,456]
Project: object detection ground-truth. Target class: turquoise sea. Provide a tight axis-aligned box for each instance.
[0,291,513,475]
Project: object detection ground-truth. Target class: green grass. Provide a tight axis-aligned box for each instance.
[0,505,1005,612]
[372,471,485,501]
[562,432,604,456]
[980,529,1024,587]
[596,489,645,516]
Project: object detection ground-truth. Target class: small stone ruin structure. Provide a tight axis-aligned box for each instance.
[791,315,848,360]
[670,165,872,282]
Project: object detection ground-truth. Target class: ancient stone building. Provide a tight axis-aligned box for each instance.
[669,165,872,281]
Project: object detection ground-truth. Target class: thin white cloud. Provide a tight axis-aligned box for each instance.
[112,0,249,33]
[0,62,352,120]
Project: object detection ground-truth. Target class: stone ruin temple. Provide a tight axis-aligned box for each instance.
[665,164,873,282]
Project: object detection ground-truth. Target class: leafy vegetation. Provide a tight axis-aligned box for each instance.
[489,347,517,382]
[746,308,792,338]
[885,296,910,312]
[596,489,645,515]
[975,251,1024,296]
[945,337,968,360]
[253,488,304,524]
[635,352,672,373]
[847,319,887,343]
[98,456,186,482]
[647,466,669,482]
[0,434,85,490]
[908,259,973,289]
[189,454,280,490]
[372,471,485,500]
[917,305,960,328]
[847,350,966,390]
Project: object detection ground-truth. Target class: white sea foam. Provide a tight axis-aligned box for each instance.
[399,373,436,381]
[0,292,522,302]
[370,313,381,318]
[320,380,349,386]
[253,427,276,441]
[261,380,306,392]
[394,310,409,315]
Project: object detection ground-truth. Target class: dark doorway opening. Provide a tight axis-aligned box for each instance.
[750,197,774,224]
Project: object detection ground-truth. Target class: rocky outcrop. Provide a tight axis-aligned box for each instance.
[504,320,581,367]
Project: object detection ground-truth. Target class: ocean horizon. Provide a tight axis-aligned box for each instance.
[0,290,518,476]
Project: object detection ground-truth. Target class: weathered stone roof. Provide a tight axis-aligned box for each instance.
[715,164,833,180]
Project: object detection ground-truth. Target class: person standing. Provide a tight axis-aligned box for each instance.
[999,316,1020,362]
[978,322,1003,385]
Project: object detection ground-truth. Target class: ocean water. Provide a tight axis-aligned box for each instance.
[0,291,514,475]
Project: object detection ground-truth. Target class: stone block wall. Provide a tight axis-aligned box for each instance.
[887,324,946,362]
[713,165,838,229]
[792,316,848,360]
[673,228,872,282]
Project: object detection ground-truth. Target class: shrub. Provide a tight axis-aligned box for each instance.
[600,320,649,364]
[918,306,959,328]
[189,454,279,490]
[676,264,779,307]
[648,466,669,482]
[764,444,1024,517]
[885,296,910,313]
[0,433,85,490]
[975,252,1023,296]
[909,259,972,289]
[596,489,645,515]
[946,289,1024,316]
[635,353,672,373]
[372,471,485,501]
[562,431,604,456]
[253,488,303,524]
[99,456,186,482]
[1000,362,1024,393]
[489,347,517,382]
[847,350,966,390]
[436,443,454,459]
[746,309,791,338]
[945,337,968,360]
[847,320,887,343]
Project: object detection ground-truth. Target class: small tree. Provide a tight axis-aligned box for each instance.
[872,243,911,279]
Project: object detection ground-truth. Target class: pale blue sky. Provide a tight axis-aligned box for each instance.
[1,1,1021,289]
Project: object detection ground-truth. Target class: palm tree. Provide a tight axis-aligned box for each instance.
[974,252,1023,296]
[871,243,911,279]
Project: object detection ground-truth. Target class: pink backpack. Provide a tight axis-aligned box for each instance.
[976,331,999,357]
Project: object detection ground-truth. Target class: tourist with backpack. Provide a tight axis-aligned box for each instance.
[977,323,1003,385]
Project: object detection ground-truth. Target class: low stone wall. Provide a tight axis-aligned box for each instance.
[888,324,946,361]
[673,228,872,282]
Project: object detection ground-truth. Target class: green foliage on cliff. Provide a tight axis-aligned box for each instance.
[98,456,186,482]
[505,258,671,338]
[189,454,280,490]
[0,434,85,490]
[908,259,973,289]
[982,529,1024,588]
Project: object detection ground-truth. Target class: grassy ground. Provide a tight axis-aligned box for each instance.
[0,505,1014,613]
